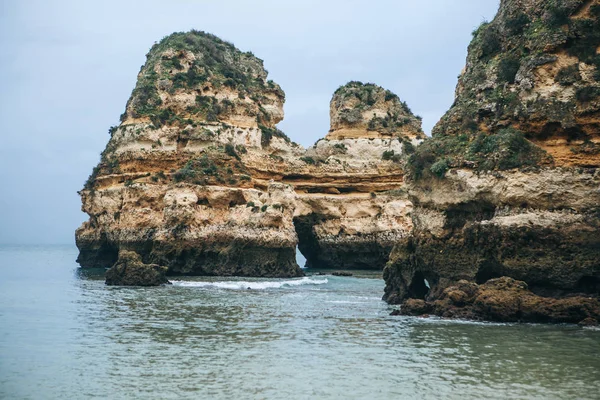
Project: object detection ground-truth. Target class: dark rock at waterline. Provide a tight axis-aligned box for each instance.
[578,317,599,327]
[392,277,600,325]
[332,271,353,277]
[105,250,170,286]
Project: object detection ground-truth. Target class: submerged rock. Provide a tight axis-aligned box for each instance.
[332,271,353,277]
[105,250,170,286]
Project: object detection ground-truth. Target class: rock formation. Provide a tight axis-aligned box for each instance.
[383,0,600,324]
[76,32,420,276]
[396,277,600,324]
[77,31,303,277]
[78,0,600,324]
[291,82,423,269]
[105,250,170,286]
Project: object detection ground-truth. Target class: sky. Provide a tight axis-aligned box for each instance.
[0,0,500,244]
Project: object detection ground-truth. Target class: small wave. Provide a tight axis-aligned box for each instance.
[171,277,328,290]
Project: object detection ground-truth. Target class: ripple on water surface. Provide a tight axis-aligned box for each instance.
[0,246,599,400]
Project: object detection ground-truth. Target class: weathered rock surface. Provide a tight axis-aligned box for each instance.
[327,81,424,140]
[76,33,418,275]
[433,0,600,167]
[383,0,600,322]
[78,1,599,324]
[397,277,600,325]
[106,250,170,286]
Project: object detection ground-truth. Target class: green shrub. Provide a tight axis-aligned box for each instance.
[150,108,177,128]
[576,86,600,102]
[108,126,118,136]
[240,174,251,181]
[402,140,415,155]
[406,128,547,180]
[547,2,572,27]
[430,159,449,178]
[382,150,401,162]
[261,205,268,212]
[300,156,316,165]
[246,201,255,207]
[259,125,290,147]
[555,65,581,85]
[477,24,501,59]
[467,128,545,171]
[505,12,530,34]
[172,155,229,185]
[333,143,347,153]
[224,143,239,160]
[567,18,600,62]
[124,179,134,187]
[497,55,520,84]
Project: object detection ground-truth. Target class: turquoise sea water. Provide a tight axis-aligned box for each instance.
[1,245,599,399]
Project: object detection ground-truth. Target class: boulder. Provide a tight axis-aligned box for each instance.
[105,250,170,286]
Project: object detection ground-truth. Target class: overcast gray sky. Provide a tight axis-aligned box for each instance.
[0,0,499,244]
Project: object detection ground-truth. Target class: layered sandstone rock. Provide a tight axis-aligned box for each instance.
[288,82,422,269]
[77,33,418,275]
[327,81,424,140]
[383,0,600,323]
[77,31,303,277]
[433,0,600,167]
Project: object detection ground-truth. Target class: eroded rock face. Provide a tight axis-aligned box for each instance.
[284,82,423,269]
[77,32,417,275]
[383,0,600,319]
[396,277,600,325]
[106,250,169,286]
[77,31,303,277]
[328,82,424,140]
[433,0,600,167]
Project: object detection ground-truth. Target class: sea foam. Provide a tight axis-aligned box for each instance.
[170,277,328,290]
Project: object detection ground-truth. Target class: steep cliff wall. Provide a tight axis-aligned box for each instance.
[383,0,600,322]
[77,31,303,277]
[289,82,421,269]
[76,33,419,275]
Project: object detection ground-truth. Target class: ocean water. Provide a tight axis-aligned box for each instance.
[1,245,599,400]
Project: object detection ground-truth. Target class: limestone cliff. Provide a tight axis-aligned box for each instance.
[77,31,303,277]
[433,0,600,167]
[76,32,418,275]
[289,82,422,270]
[383,0,600,323]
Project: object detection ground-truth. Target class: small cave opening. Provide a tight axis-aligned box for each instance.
[576,276,600,294]
[295,245,307,268]
[539,122,587,142]
[408,271,430,299]
[475,261,505,284]
[293,214,322,269]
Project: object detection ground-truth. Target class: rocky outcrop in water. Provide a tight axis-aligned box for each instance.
[105,250,170,286]
[76,31,304,277]
[78,0,599,323]
[291,82,422,269]
[383,0,600,323]
[397,277,600,324]
[76,32,419,275]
